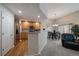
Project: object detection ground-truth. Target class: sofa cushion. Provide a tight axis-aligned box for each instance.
[62,33,75,42]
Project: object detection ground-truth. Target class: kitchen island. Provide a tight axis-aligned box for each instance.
[28,31,40,55]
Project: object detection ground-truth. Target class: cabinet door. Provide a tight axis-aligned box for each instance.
[1,7,9,55]
[1,6,14,55]
[7,12,14,48]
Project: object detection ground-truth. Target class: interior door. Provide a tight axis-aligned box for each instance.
[7,13,14,48]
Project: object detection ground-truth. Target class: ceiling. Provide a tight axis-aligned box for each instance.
[4,3,79,21]
[40,3,79,20]
[4,3,46,21]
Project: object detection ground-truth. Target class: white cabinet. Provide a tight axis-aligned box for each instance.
[0,4,14,56]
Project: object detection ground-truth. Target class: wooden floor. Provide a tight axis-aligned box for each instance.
[5,40,28,56]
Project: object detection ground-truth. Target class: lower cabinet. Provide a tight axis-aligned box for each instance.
[28,32,39,55]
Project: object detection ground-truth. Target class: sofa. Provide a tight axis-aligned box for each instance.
[61,33,79,51]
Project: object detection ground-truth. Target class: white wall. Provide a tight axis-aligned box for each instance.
[57,10,79,25]
[56,10,79,34]
[0,4,14,55]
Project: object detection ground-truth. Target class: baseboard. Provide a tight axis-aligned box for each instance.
[3,44,14,56]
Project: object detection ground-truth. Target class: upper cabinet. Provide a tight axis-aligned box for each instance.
[21,21,41,31]
[21,21,30,30]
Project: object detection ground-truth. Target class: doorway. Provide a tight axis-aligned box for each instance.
[14,20,20,46]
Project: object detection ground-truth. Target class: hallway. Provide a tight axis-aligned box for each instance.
[5,40,28,56]
[38,39,79,56]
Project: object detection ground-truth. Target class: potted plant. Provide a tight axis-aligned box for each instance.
[71,24,79,40]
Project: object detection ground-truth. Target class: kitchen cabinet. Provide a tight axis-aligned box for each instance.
[0,4,14,56]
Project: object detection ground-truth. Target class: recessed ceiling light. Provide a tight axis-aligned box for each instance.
[38,16,40,18]
[18,10,22,13]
